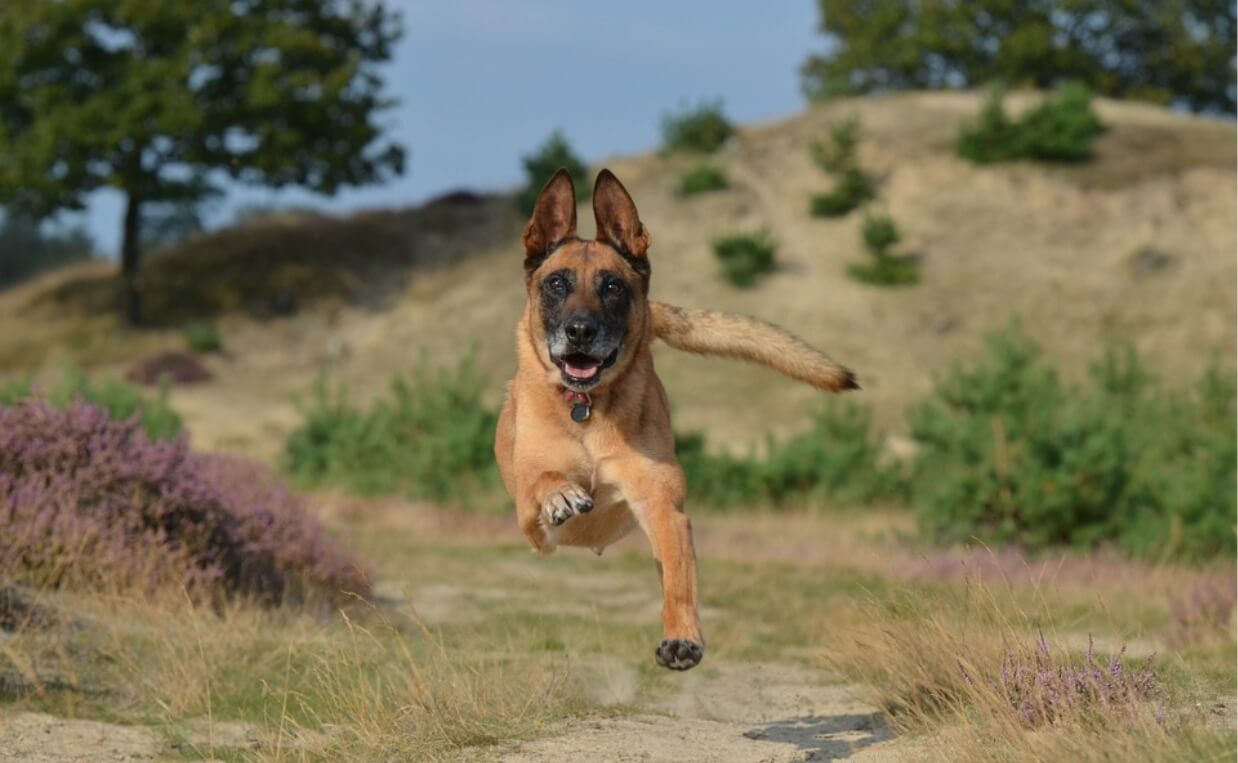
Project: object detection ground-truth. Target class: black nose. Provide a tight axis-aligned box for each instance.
[564,316,598,346]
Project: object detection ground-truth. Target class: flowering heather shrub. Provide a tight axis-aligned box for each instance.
[963,634,1162,728]
[0,400,369,605]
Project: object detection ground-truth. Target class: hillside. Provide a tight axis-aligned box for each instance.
[2,91,1234,463]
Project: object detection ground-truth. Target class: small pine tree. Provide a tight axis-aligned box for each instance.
[517,131,589,215]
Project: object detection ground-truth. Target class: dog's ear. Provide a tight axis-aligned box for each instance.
[593,169,651,259]
[523,168,578,266]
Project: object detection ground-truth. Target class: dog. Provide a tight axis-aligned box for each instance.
[494,168,857,671]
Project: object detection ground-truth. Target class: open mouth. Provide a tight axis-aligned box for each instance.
[556,348,620,387]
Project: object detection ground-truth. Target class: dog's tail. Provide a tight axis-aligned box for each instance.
[650,302,858,392]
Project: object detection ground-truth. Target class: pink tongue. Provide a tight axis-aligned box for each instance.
[565,360,599,378]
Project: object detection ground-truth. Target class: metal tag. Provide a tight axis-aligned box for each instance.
[570,403,591,422]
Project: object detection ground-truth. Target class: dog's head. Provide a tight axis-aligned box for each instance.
[521,168,652,392]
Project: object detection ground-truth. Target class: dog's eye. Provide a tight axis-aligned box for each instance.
[545,275,566,293]
[605,280,625,297]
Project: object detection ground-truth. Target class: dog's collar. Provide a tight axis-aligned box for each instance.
[561,388,591,422]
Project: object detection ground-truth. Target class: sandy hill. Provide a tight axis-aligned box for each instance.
[3,91,1234,462]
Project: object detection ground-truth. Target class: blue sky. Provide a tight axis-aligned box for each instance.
[79,1,823,255]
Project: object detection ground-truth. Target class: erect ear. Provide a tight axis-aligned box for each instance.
[592,169,651,259]
[522,168,578,265]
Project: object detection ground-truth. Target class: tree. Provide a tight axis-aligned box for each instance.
[0,209,93,289]
[0,0,405,323]
[801,1,1236,115]
[517,130,588,216]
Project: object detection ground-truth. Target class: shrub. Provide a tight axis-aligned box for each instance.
[284,356,500,504]
[677,164,729,196]
[661,100,733,154]
[184,321,222,352]
[712,229,778,288]
[848,212,920,286]
[126,351,213,385]
[809,168,875,218]
[909,324,1236,561]
[0,400,369,604]
[811,116,861,174]
[517,130,589,215]
[678,400,903,509]
[0,366,182,440]
[958,84,1103,164]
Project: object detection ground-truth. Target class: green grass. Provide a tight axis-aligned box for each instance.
[183,321,222,352]
[0,365,182,439]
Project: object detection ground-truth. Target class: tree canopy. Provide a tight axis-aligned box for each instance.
[0,0,405,321]
[801,1,1237,115]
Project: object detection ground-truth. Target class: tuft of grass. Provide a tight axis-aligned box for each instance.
[809,168,875,218]
[284,355,500,505]
[711,229,778,288]
[661,99,733,154]
[677,163,729,197]
[183,322,222,353]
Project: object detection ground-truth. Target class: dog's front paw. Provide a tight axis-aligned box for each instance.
[655,638,704,671]
[541,482,593,527]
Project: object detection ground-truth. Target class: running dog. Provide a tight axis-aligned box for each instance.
[494,168,857,670]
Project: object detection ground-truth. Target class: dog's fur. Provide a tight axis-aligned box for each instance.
[495,168,857,670]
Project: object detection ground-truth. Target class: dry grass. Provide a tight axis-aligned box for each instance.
[821,575,1236,762]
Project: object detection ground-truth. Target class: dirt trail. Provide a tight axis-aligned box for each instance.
[482,662,914,762]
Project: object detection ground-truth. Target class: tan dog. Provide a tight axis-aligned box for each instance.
[494,168,857,670]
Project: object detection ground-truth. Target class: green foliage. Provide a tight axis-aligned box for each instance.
[0,210,92,288]
[284,356,500,504]
[958,85,1103,164]
[517,130,589,216]
[661,100,733,154]
[677,164,729,197]
[0,366,182,440]
[848,212,920,286]
[802,0,1236,114]
[811,116,861,174]
[677,400,903,509]
[0,0,405,320]
[909,324,1236,562]
[712,229,777,288]
[184,322,222,353]
[809,169,875,218]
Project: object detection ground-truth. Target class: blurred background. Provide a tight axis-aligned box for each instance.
[0,2,1235,760]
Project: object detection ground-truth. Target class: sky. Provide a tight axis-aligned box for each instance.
[77,1,824,256]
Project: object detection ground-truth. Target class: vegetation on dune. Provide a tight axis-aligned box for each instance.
[677,163,729,197]
[809,116,876,218]
[802,0,1237,115]
[0,399,369,604]
[661,99,734,154]
[183,321,222,353]
[712,229,778,288]
[911,324,1236,562]
[1,366,182,441]
[284,356,501,504]
[517,130,589,216]
[0,0,405,324]
[848,211,919,286]
[0,211,93,290]
[958,84,1104,164]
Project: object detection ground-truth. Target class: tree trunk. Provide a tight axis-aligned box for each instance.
[120,192,143,325]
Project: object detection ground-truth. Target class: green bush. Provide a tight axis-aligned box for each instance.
[712,229,777,288]
[677,163,729,196]
[517,130,589,215]
[848,212,920,286]
[0,366,182,440]
[184,321,223,353]
[811,116,861,174]
[284,356,500,504]
[909,324,1236,562]
[809,168,875,218]
[661,100,733,154]
[958,84,1103,164]
[678,400,903,509]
